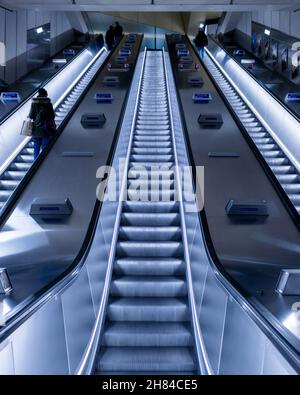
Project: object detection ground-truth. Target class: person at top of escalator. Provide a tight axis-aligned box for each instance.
[194,28,208,59]
[96,33,104,51]
[114,21,123,44]
[105,25,115,51]
[29,88,56,160]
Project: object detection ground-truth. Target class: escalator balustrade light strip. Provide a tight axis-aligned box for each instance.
[0,49,109,214]
[203,51,300,215]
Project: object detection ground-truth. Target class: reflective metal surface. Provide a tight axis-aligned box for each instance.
[0,35,142,324]
[0,36,297,375]
[167,34,300,355]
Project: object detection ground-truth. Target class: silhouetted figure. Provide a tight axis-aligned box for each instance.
[114,21,123,44]
[96,33,104,50]
[29,88,56,160]
[194,29,208,59]
[105,25,115,50]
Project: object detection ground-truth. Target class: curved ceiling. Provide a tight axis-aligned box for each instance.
[1,0,299,12]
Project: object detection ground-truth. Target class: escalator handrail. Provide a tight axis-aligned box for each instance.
[208,34,300,123]
[0,40,91,126]
[167,34,300,373]
[0,35,144,347]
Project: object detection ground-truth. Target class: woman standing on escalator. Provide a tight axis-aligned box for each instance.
[29,88,56,160]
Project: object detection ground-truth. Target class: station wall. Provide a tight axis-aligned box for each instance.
[0,9,73,83]
[236,10,300,40]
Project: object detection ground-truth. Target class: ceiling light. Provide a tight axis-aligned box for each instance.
[264,29,271,36]
[36,27,43,34]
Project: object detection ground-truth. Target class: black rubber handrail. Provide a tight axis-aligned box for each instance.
[209,34,300,123]
[166,34,300,373]
[0,35,144,344]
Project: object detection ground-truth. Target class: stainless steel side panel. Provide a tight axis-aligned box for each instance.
[12,297,69,374]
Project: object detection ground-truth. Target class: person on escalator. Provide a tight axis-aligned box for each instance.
[29,88,56,160]
[194,28,208,59]
[114,21,123,44]
[105,25,115,51]
[96,33,104,51]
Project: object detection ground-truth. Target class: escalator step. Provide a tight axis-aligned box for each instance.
[114,258,185,276]
[110,276,187,298]
[96,347,196,373]
[121,212,180,226]
[116,241,183,258]
[107,298,189,322]
[102,322,193,347]
[123,201,179,213]
[0,180,18,190]
[119,226,181,241]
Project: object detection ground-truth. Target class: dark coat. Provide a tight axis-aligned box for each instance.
[29,97,55,138]
[105,29,115,49]
[194,31,208,48]
[114,25,123,39]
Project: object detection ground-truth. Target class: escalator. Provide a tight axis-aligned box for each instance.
[215,35,300,121]
[0,44,298,375]
[0,47,108,213]
[95,51,197,374]
[201,52,300,215]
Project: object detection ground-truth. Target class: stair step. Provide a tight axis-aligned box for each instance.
[282,184,300,194]
[9,163,31,171]
[111,276,187,297]
[22,148,34,155]
[260,150,283,158]
[128,169,174,179]
[119,226,181,241]
[2,171,25,181]
[132,148,172,155]
[265,157,289,166]
[121,212,180,226]
[256,144,278,150]
[0,180,18,190]
[127,189,176,202]
[136,130,170,136]
[133,141,171,148]
[287,194,300,205]
[114,258,185,276]
[0,191,10,202]
[96,347,196,373]
[102,322,193,347]
[130,154,173,162]
[116,241,183,258]
[248,132,267,138]
[108,298,189,322]
[276,174,300,183]
[123,201,179,213]
[129,162,174,169]
[270,165,295,174]
[252,138,273,144]
[134,135,170,141]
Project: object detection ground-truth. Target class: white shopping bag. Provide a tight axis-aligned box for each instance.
[20,118,33,136]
